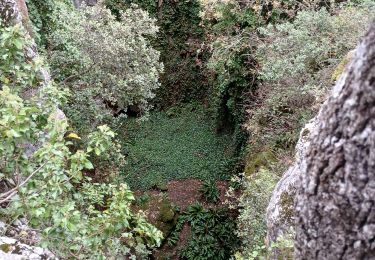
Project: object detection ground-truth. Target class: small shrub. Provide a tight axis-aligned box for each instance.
[234,229,295,259]
[167,203,239,259]
[233,168,278,257]
[200,179,220,203]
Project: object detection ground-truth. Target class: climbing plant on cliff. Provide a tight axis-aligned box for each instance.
[48,2,163,133]
[25,0,71,45]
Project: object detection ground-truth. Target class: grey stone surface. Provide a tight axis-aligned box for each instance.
[295,22,375,259]
[266,118,316,244]
[0,236,56,259]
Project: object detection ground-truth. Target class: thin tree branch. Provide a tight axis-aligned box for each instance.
[0,162,47,202]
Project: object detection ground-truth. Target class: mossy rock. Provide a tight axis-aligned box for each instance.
[157,253,173,260]
[155,197,179,237]
[331,50,355,82]
[153,182,168,192]
[0,243,11,253]
[280,191,294,223]
[158,199,176,222]
[244,148,276,176]
[144,194,179,238]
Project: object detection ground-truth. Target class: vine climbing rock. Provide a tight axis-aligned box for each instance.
[0,2,63,258]
[295,21,375,259]
[0,0,51,98]
[0,0,65,143]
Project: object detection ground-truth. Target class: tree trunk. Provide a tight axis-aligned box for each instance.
[295,22,375,259]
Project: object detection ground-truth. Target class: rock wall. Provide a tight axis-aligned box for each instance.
[266,118,317,243]
[294,21,375,259]
[266,44,357,250]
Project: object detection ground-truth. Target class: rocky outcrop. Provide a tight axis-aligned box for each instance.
[0,219,56,259]
[266,51,356,246]
[294,22,375,259]
[266,119,316,243]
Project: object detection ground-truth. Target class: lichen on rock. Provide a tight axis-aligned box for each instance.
[266,118,316,244]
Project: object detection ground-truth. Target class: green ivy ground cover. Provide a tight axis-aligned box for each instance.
[118,104,235,190]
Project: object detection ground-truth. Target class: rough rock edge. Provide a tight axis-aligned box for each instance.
[266,118,317,243]
[294,21,375,259]
[266,49,356,245]
[0,236,55,260]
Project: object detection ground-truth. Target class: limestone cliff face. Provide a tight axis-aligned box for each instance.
[266,118,317,243]
[266,45,357,252]
[295,21,375,259]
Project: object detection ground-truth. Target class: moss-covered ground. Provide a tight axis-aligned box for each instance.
[117,104,235,190]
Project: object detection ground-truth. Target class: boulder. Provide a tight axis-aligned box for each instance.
[0,237,56,259]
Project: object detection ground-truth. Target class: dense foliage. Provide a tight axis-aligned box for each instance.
[200,179,220,202]
[48,2,162,133]
[25,0,71,45]
[246,4,374,154]
[119,104,235,190]
[0,22,162,259]
[104,0,207,108]
[231,168,278,258]
[3,0,375,259]
[232,1,374,257]
[168,203,239,259]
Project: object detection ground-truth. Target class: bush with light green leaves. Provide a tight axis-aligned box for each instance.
[246,4,375,152]
[258,5,375,83]
[48,2,163,133]
[230,168,278,258]
[0,23,162,259]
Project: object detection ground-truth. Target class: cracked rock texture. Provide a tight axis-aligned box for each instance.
[266,43,356,252]
[266,118,316,244]
[295,22,375,259]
